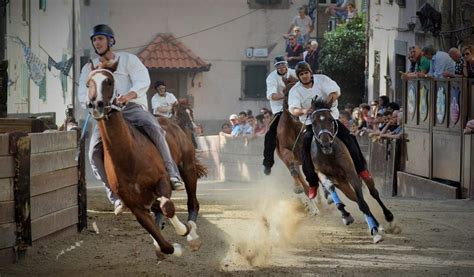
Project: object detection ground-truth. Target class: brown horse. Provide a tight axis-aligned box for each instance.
[86,60,206,257]
[275,75,321,215]
[310,98,388,243]
[171,98,198,148]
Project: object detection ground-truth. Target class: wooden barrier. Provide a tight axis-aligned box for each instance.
[0,130,86,265]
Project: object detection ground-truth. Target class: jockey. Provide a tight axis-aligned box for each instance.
[288,61,373,199]
[262,55,297,175]
[78,24,184,215]
[151,80,178,118]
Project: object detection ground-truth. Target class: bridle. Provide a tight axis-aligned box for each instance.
[311,108,339,146]
[87,68,124,120]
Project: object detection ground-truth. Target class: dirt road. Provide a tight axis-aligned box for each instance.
[2,178,474,276]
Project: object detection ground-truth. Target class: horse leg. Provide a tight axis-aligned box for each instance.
[317,173,354,226]
[360,172,394,222]
[130,206,182,257]
[348,173,383,243]
[180,159,202,251]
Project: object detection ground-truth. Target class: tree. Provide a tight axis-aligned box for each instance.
[319,16,366,106]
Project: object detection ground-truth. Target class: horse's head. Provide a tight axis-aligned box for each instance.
[282,75,299,96]
[310,97,338,155]
[171,98,195,130]
[86,59,120,120]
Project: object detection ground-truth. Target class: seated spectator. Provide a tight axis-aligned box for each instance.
[422,45,455,78]
[464,119,474,134]
[443,47,464,78]
[462,45,474,78]
[402,45,430,79]
[151,81,178,118]
[304,40,319,73]
[325,0,349,20]
[285,34,304,69]
[288,6,313,43]
[346,3,358,21]
[221,123,232,135]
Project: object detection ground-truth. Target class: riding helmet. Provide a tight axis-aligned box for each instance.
[90,24,116,45]
[273,56,287,67]
[295,61,313,77]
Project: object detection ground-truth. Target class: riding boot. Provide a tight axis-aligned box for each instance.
[262,112,281,174]
[301,125,319,199]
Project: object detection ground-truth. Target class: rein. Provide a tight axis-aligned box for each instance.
[311,108,339,146]
[88,68,124,120]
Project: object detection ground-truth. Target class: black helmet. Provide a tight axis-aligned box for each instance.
[90,24,115,45]
[295,61,312,77]
[273,56,287,67]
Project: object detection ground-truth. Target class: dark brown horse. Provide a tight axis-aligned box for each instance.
[171,98,198,148]
[86,60,206,257]
[310,98,388,243]
[275,75,320,215]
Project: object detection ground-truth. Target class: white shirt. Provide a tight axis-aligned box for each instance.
[266,68,297,114]
[151,92,178,118]
[288,74,341,125]
[78,52,151,109]
[291,15,313,36]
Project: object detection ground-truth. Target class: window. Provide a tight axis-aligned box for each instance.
[248,0,290,9]
[318,0,338,4]
[241,61,268,99]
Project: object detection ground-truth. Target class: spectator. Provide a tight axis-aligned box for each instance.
[464,119,474,134]
[402,45,430,79]
[151,81,178,118]
[288,6,313,43]
[344,103,354,115]
[377,96,390,116]
[422,45,455,78]
[346,3,358,21]
[285,34,304,69]
[339,110,352,129]
[260,107,270,115]
[262,110,273,131]
[359,103,372,130]
[462,45,474,78]
[380,111,404,140]
[443,47,464,78]
[325,0,349,20]
[219,114,239,138]
[254,114,267,136]
[304,40,319,73]
[195,124,204,136]
[221,123,232,135]
[284,27,305,46]
[407,46,416,72]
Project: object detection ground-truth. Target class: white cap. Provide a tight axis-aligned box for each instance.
[229,114,238,120]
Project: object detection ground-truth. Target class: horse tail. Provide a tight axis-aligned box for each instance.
[194,157,208,179]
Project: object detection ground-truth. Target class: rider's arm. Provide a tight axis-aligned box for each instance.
[127,54,151,100]
[266,73,284,101]
[288,86,309,116]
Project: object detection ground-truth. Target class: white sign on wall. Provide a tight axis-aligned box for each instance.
[253,48,268,57]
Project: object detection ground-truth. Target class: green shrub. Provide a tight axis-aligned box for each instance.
[319,16,366,106]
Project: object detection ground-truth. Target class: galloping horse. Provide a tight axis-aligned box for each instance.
[310,98,384,243]
[171,98,198,148]
[86,60,206,257]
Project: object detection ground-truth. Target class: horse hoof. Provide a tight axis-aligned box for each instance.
[385,212,394,222]
[342,215,354,226]
[372,231,383,244]
[327,196,334,205]
[188,238,202,251]
[172,243,183,257]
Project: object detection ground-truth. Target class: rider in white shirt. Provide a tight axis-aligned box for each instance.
[78,24,184,215]
[151,81,178,118]
[288,61,373,199]
[262,56,297,175]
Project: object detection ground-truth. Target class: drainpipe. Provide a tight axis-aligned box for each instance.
[364,0,370,102]
[72,0,76,110]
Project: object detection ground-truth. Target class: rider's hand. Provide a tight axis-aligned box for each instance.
[116,92,137,105]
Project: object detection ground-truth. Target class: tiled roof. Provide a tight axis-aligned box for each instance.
[138,33,211,71]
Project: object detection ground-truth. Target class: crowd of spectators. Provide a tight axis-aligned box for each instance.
[220,108,273,140]
[402,44,474,79]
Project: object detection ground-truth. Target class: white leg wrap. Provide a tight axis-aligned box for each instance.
[186,221,199,242]
[169,215,188,236]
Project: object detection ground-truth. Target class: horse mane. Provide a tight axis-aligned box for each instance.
[172,101,195,131]
[311,97,332,110]
[282,75,299,110]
